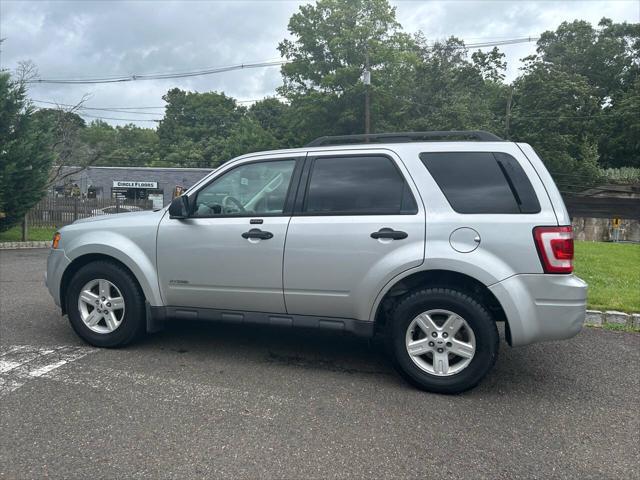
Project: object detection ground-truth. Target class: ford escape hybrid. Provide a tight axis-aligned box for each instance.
[45,131,587,394]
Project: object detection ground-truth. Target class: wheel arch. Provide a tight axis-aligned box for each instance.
[60,253,148,315]
[372,269,511,345]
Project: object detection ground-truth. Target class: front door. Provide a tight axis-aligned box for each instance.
[157,157,300,313]
[283,152,426,321]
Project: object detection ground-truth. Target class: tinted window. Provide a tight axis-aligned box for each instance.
[420,152,540,214]
[304,156,417,215]
[193,159,296,217]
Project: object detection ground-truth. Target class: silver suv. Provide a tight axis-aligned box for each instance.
[45,131,587,393]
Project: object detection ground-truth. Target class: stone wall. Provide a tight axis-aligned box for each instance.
[572,217,640,243]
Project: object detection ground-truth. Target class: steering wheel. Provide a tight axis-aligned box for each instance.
[221,195,246,214]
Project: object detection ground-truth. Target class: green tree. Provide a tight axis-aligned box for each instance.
[522,18,640,172]
[472,47,507,83]
[108,124,160,166]
[156,89,245,167]
[213,117,279,164]
[249,98,298,147]
[32,108,88,185]
[510,64,602,189]
[398,36,506,134]
[598,77,640,168]
[532,18,639,100]
[0,71,55,230]
[156,139,207,168]
[32,108,85,132]
[279,0,401,96]
[79,120,118,164]
[278,0,412,138]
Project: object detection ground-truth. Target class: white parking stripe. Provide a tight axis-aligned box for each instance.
[0,346,26,357]
[28,359,69,377]
[0,360,21,374]
[0,345,95,396]
[0,344,290,421]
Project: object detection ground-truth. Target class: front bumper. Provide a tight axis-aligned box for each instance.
[46,248,71,308]
[489,274,587,347]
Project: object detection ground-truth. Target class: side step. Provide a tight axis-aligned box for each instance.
[145,304,374,337]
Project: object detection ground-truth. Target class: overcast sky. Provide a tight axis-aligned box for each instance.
[1,0,638,127]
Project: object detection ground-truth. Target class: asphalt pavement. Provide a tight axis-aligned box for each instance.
[0,248,638,479]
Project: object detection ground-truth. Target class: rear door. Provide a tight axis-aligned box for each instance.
[283,150,425,321]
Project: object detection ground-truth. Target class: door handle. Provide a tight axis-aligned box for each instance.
[241,228,273,240]
[370,228,408,240]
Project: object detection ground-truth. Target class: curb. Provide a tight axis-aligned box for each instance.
[585,310,640,329]
[0,241,51,250]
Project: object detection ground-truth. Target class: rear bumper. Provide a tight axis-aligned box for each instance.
[46,248,71,308]
[489,274,587,347]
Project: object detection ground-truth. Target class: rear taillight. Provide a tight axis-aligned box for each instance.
[533,226,574,274]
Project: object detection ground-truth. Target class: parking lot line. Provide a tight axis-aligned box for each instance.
[0,345,95,396]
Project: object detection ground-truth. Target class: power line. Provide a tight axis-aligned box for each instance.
[30,97,285,113]
[26,37,539,86]
[80,108,163,116]
[77,112,160,122]
[34,104,163,118]
[32,107,161,122]
[33,99,167,110]
[34,106,254,123]
[27,59,287,85]
[464,37,539,48]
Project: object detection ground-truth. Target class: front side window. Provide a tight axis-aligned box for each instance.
[193,159,296,217]
[303,155,417,215]
[420,152,540,214]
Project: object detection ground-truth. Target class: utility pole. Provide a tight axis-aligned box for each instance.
[505,86,513,140]
[363,49,371,135]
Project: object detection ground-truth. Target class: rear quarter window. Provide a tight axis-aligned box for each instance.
[419,152,540,214]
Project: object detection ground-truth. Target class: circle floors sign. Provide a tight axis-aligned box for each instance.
[112,181,158,189]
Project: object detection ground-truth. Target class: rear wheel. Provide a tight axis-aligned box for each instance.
[388,288,498,394]
[66,261,146,347]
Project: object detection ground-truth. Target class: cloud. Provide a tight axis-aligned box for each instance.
[394,0,639,80]
[1,0,637,127]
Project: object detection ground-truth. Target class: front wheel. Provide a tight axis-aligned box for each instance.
[66,261,146,347]
[388,288,499,394]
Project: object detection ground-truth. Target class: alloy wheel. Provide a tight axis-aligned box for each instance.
[77,279,126,334]
[405,309,476,376]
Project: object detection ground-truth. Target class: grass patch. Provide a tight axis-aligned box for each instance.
[574,241,640,313]
[0,226,57,242]
[599,323,640,333]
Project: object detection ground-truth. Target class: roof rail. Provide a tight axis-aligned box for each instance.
[305,131,503,147]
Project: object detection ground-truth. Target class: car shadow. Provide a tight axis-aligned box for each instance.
[141,318,394,377]
[128,318,597,398]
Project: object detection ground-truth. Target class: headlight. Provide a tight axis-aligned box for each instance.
[52,232,61,249]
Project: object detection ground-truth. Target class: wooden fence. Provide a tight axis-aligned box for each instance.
[26,196,154,229]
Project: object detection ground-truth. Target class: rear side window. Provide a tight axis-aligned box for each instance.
[420,152,540,214]
[303,155,417,215]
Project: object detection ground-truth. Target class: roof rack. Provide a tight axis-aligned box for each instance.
[305,131,503,147]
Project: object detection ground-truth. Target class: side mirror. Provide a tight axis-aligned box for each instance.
[168,195,190,219]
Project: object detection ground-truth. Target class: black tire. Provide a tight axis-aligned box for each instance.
[388,288,498,394]
[66,260,146,347]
